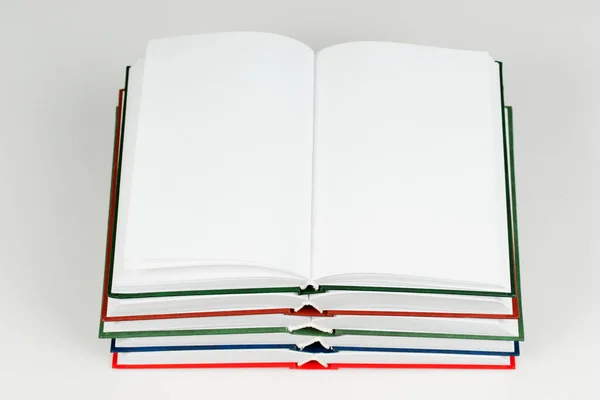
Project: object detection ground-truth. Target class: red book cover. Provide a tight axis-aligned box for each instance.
[112,352,516,370]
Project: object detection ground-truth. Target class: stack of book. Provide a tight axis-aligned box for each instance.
[99,32,524,370]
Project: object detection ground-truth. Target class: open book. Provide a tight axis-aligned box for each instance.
[111,32,514,300]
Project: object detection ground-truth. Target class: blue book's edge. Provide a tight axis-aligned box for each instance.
[110,339,295,353]
[110,339,519,356]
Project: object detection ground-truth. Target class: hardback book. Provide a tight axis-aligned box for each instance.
[112,335,520,356]
[105,32,521,308]
[112,349,516,370]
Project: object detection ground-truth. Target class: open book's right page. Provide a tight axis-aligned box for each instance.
[311,42,510,291]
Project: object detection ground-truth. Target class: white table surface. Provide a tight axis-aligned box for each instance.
[1,0,599,398]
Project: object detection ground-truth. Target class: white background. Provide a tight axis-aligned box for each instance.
[1,0,599,398]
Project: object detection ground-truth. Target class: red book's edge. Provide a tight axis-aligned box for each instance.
[112,353,295,369]
[100,90,124,323]
[104,304,518,322]
[111,353,516,370]
[329,356,516,370]
[327,296,519,319]
[102,88,520,322]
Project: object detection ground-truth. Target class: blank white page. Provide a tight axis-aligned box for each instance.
[311,42,510,290]
[124,33,314,278]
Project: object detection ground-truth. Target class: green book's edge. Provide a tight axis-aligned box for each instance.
[105,62,519,299]
[498,62,516,296]
[98,322,520,341]
[507,105,525,340]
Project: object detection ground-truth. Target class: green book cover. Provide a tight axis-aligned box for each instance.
[99,321,523,341]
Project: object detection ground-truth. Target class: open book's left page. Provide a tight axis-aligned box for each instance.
[117,33,315,283]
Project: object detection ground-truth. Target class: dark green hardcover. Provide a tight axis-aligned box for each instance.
[104,61,520,299]
[99,322,522,341]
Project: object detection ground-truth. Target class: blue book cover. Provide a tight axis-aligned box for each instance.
[111,339,519,357]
